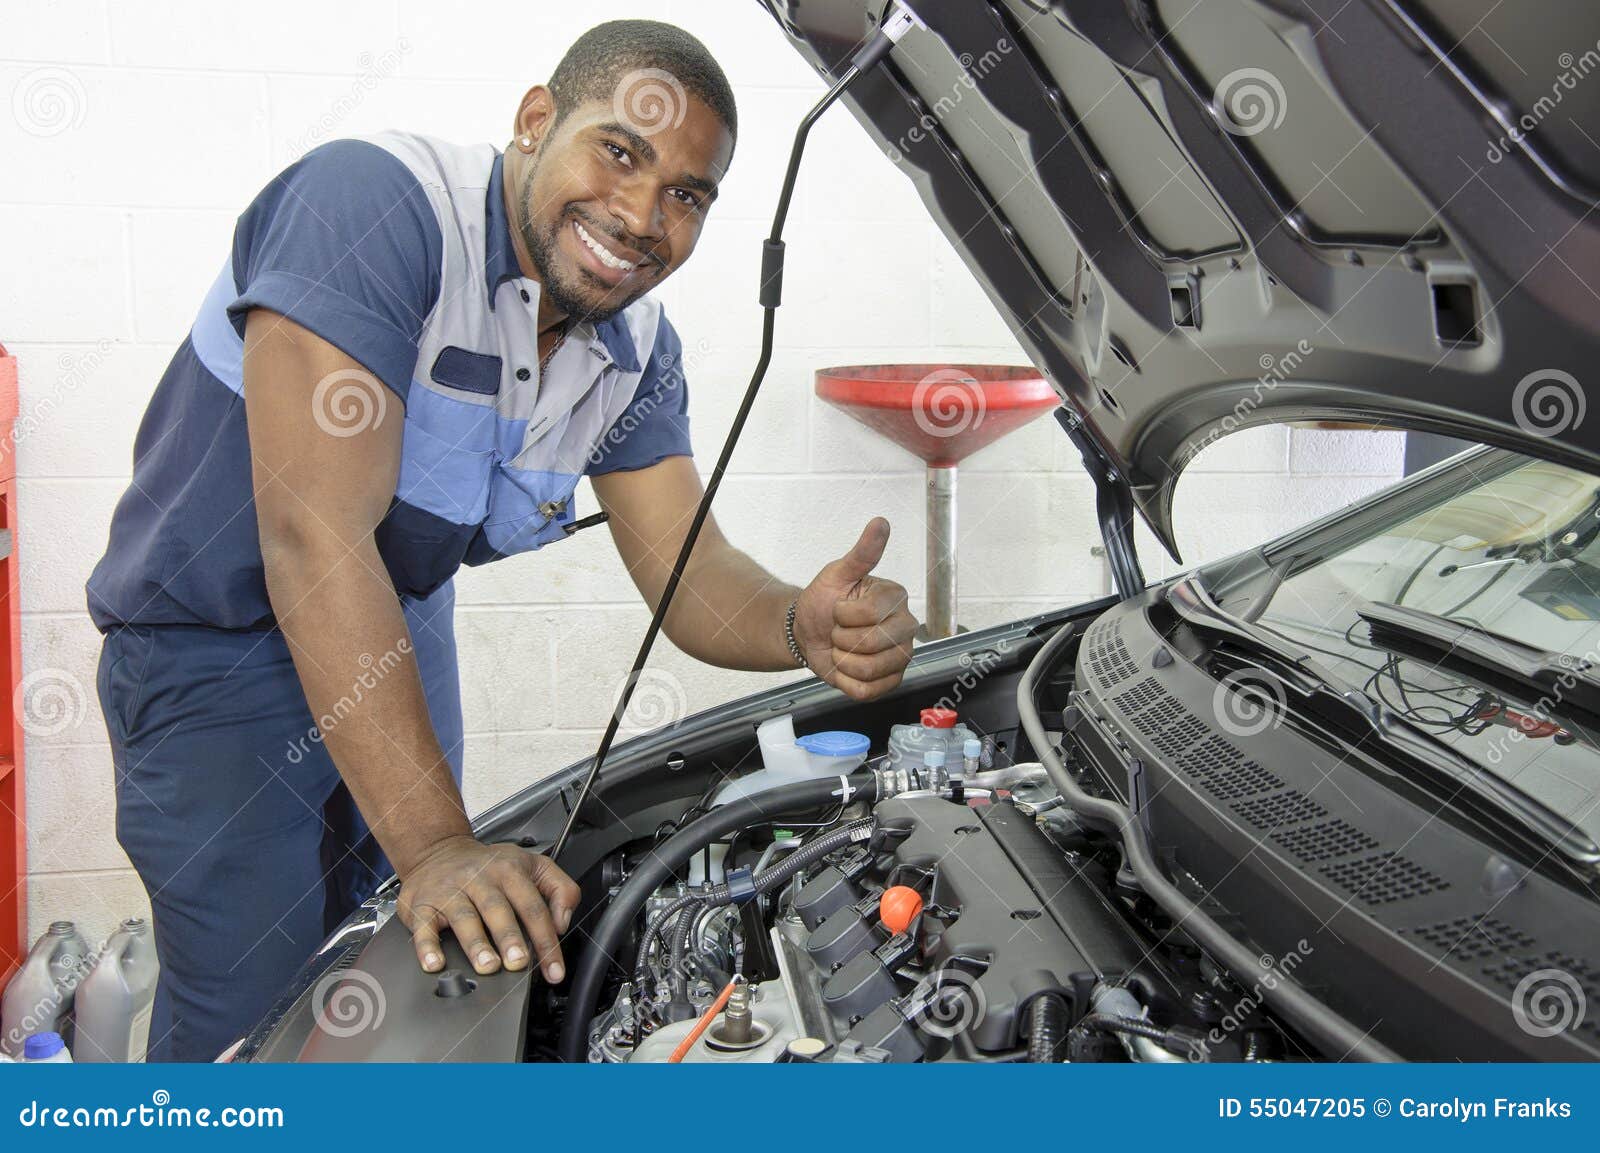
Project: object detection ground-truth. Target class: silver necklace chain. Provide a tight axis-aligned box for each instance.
[539,322,571,376]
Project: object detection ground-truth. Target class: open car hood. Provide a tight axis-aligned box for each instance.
[763,0,1600,559]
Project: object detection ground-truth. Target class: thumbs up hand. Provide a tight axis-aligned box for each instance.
[792,517,919,701]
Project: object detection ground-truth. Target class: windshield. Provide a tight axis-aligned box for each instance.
[1250,455,1600,842]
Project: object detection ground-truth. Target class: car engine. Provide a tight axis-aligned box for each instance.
[573,722,1285,1064]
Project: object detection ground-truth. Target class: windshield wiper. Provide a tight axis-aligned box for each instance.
[1356,600,1600,720]
[1167,578,1600,873]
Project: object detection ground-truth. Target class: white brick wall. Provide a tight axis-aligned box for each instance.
[2,0,1405,952]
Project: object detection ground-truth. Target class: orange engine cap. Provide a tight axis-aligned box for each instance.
[920,707,957,729]
[879,885,924,935]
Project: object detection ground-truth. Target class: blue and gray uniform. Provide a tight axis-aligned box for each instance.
[86,132,692,1061]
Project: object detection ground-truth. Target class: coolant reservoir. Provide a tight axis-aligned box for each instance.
[691,719,872,884]
[886,707,974,774]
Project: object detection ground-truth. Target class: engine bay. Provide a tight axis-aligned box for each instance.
[540,590,1600,1063]
[244,590,1599,1063]
[552,698,1290,1064]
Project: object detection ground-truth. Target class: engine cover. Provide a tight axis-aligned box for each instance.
[779,794,1146,1058]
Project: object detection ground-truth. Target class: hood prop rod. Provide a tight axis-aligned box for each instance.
[549,6,924,864]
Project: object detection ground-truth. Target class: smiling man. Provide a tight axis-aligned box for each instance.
[86,21,917,1062]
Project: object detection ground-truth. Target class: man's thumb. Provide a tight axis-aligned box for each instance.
[831,517,890,583]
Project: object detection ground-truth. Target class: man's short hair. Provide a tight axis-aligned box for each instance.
[549,20,737,144]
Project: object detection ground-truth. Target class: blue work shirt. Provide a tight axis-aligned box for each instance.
[88,132,692,632]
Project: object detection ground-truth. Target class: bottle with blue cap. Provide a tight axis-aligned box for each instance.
[794,730,871,776]
[692,717,872,884]
[22,1031,72,1063]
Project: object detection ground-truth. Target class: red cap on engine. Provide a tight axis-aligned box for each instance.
[920,707,957,729]
[879,886,924,935]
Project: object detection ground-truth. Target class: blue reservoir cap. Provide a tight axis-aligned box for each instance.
[796,730,871,758]
[963,738,982,757]
[924,748,947,767]
[24,1032,65,1060]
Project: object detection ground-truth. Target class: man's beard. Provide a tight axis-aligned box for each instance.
[518,160,638,325]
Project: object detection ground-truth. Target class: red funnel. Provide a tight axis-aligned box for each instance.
[814,364,1058,468]
[815,365,1059,640]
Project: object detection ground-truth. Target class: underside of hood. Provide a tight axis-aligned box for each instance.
[763,0,1600,559]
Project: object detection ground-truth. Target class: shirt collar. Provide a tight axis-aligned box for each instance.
[486,150,641,373]
[592,314,641,373]
[484,151,524,310]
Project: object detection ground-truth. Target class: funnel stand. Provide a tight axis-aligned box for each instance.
[925,464,957,639]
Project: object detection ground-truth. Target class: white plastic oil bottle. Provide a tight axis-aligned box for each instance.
[73,919,159,1063]
[1,921,89,1058]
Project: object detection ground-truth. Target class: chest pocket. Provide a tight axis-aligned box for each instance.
[431,345,502,396]
[383,375,500,591]
[473,464,582,560]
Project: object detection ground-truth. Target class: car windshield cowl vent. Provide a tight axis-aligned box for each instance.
[1401,918,1600,1044]
[1403,913,1537,961]
[1084,616,1140,688]
[1321,851,1452,905]
[1272,819,1382,863]
[1232,791,1329,829]
[1479,954,1600,1043]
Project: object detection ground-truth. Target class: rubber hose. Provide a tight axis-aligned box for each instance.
[667,904,699,1002]
[646,817,875,1002]
[1026,994,1070,1063]
[559,772,876,1062]
[635,893,697,994]
[750,818,873,894]
[1016,621,1401,1063]
[1069,1012,1173,1046]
